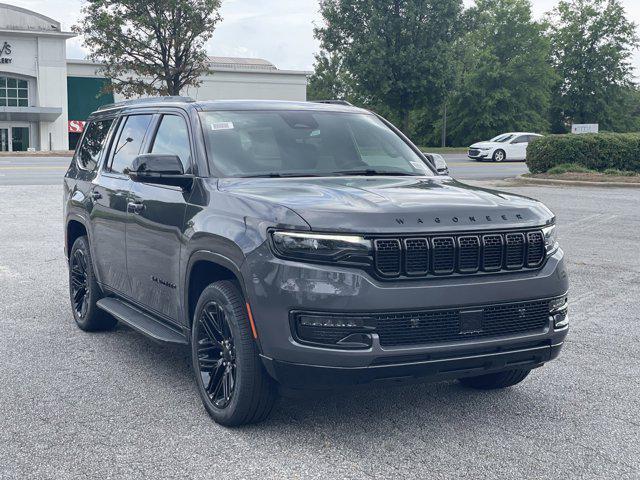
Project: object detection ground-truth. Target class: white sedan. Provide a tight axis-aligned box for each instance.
[468,132,542,162]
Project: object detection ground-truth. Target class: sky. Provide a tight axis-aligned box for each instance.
[8,0,640,73]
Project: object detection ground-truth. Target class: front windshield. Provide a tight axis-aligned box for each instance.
[200,110,434,177]
[492,134,515,143]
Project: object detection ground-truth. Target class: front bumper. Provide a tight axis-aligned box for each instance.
[468,149,490,159]
[242,244,569,385]
[262,339,564,388]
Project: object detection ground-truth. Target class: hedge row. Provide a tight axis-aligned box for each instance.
[526,133,640,174]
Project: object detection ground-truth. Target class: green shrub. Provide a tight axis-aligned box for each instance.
[547,163,595,174]
[527,133,640,174]
[602,168,638,176]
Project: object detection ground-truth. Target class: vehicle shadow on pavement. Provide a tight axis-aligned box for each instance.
[110,322,548,437]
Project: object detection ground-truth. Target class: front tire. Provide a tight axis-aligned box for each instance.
[492,149,506,162]
[459,368,531,389]
[191,281,277,427]
[68,236,117,331]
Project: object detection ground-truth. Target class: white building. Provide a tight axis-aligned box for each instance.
[0,3,310,152]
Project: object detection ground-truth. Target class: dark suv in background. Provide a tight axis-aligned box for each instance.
[64,98,569,426]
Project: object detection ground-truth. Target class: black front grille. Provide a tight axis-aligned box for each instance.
[404,238,429,275]
[374,299,549,346]
[458,236,480,272]
[373,229,546,279]
[482,234,503,271]
[505,233,525,269]
[374,239,401,276]
[526,231,545,266]
[469,149,480,156]
[431,237,455,274]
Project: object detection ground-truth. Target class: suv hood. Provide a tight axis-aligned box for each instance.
[218,177,553,233]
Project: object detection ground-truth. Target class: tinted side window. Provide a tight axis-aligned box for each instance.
[150,115,192,172]
[512,135,528,144]
[76,119,113,171]
[109,115,152,174]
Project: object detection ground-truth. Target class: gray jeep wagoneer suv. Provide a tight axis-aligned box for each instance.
[64,98,569,426]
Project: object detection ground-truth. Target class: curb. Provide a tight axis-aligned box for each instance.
[0,151,74,158]
[513,174,640,189]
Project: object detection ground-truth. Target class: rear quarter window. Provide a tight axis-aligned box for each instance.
[75,119,114,172]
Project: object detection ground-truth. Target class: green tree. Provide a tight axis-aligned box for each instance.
[548,0,639,130]
[314,0,463,133]
[74,0,222,98]
[307,52,351,101]
[445,0,555,146]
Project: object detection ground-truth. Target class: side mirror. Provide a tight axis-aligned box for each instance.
[128,154,194,189]
[428,154,449,176]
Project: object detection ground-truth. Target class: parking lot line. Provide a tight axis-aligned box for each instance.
[0,165,68,170]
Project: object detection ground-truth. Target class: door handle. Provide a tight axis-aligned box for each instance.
[127,201,145,214]
[90,190,102,201]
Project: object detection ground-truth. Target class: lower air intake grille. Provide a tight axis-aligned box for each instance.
[374,299,549,346]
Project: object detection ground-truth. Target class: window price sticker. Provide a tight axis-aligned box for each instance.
[211,122,234,131]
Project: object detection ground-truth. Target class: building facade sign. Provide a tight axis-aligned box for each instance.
[0,41,11,64]
[571,124,599,134]
[68,120,86,133]
[2,3,308,151]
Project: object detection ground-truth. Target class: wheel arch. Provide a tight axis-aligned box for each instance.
[185,251,247,327]
[66,215,89,259]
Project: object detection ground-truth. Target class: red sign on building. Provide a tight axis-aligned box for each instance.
[68,120,86,133]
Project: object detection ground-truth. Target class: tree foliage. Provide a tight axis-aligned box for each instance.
[548,0,639,130]
[314,0,463,132]
[310,0,640,146]
[444,0,555,146]
[74,0,222,97]
[307,52,352,101]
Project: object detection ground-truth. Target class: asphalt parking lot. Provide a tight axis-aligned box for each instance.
[1,180,639,479]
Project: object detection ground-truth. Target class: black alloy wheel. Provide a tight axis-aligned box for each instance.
[196,301,237,409]
[191,281,277,426]
[70,248,90,318]
[68,236,116,331]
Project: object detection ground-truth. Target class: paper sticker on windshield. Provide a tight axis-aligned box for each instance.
[411,161,429,171]
[211,122,234,131]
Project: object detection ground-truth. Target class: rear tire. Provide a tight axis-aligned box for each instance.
[191,281,277,427]
[68,236,117,331]
[459,368,531,390]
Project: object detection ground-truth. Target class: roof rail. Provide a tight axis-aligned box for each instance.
[97,96,196,112]
[313,100,353,106]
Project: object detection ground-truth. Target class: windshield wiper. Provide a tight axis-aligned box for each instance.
[330,169,420,177]
[239,173,323,178]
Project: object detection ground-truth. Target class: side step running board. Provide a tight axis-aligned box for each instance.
[97,297,188,345]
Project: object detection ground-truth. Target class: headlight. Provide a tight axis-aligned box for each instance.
[542,224,559,254]
[549,295,568,329]
[477,147,491,151]
[270,231,372,263]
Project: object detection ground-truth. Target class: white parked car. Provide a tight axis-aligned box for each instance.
[468,132,542,162]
